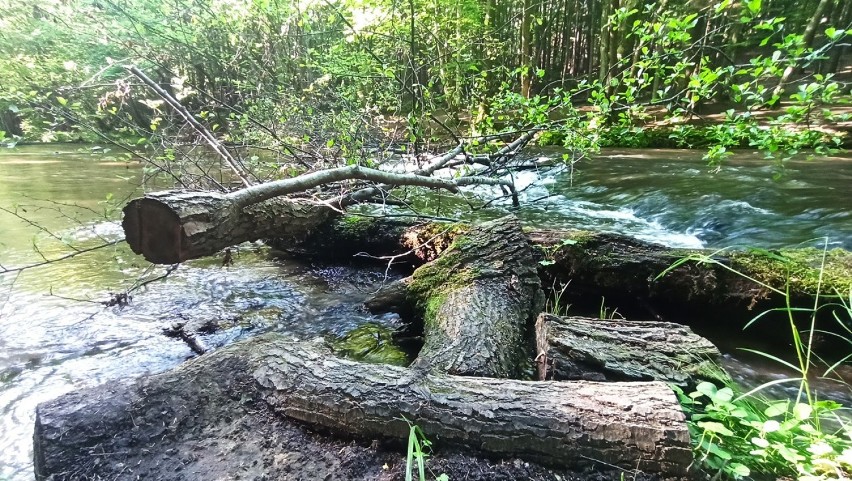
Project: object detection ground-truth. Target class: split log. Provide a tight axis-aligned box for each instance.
[34,334,693,480]
[535,313,729,387]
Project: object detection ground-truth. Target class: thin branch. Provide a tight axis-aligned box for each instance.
[125,65,254,187]
[227,164,513,209]
[0,240,125,275]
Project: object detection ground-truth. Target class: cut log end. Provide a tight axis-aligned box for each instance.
[122,198,186,264]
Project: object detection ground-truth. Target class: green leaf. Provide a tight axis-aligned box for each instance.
[695,381,718,398]
[764,401,788,418]
[714,387,734,403]
[793,402,812,420]
[707,441,733,460]
[751,437,769,448]
[746,0,761,14]
[697,421,734,437]
[56,96,67,106]
[728,463,750,478]
[715,0,733,13]
[762,420,781,433]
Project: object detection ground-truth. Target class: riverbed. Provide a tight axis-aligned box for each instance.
[1,144,851,480]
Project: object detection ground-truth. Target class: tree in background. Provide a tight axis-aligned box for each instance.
[0,0,849,177]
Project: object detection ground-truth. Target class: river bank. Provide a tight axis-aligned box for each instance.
[2,145,852,479]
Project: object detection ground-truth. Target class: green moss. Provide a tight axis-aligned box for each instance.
[338,215,378,237]
[730,247,852,295]
[422,293,447,329]
[686,357,732,386]
[328,323,409,366]
[561,230,595,245]
[533,230,598,263]
[408,239,476,296]
[407,234,478,321]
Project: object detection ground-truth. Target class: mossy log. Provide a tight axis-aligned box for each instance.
[528,230,852,341]
[534,313,729,387]
[34,334,693,480]
[386,217,544,378]
[529,229,852,304]
[315,218,850,328]
[285,217,852,303]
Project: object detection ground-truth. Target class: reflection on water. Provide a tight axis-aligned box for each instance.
[1,145,851,479]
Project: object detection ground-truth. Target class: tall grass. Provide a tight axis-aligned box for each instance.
[661,242,852,480]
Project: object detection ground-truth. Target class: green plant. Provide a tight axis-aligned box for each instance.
[661,241,852,480]
[402,418,449,481]
[599,296,622,320]
[676,380,851,480]
[543,280,571,317]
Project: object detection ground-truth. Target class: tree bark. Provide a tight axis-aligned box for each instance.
[535,313,729,387]
[34,334,694,480]
[773,0,834,96]
[520,0,534,98]
[122,156,522,264]
[398,217,545,377]
[122,190,336,264]
[528,229,852,312]
[295,217,851,309]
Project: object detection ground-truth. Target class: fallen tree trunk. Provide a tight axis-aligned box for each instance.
[404,217,544,377]
[286,217,851,303]
[34,334,693,480]
[305,217,851,330]
[123,163,521,264]
[535,313,729,387]
[122,191,336,264]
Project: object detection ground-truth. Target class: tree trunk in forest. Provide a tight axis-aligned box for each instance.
[774,0,834,96]
[520,0,534,98]
[598,0,612,84]
[535,313,729,387]
[825,0,851,73]
[34,334,694,480]
[0,108,23,137]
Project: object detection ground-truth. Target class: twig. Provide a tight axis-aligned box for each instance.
[0,239,125,275]
[125,65,254,187]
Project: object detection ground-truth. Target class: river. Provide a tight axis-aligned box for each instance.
[1,144,851,480]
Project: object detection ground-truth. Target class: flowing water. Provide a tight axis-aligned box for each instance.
[0,145,851,479]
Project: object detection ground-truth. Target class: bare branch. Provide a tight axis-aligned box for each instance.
[125,65,254,188]
[0,240,125,275]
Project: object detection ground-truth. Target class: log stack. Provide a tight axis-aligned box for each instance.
[48,190,842,479]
